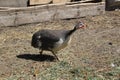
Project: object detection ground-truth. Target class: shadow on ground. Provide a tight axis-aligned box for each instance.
[17,53,55,62]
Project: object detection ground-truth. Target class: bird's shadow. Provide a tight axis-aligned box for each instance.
[16,53,55,62]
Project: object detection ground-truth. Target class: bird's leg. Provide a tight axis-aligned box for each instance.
[51,51,59,61]
[39,50,43,55]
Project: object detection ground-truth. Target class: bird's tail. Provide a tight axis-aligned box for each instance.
[31,34,39,48]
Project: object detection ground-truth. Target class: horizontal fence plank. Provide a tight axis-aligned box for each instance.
[0,2,105,27]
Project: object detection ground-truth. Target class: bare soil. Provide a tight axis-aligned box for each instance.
[0,11,120,79]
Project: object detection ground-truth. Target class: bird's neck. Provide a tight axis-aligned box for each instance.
[65,28,76,38]
[68,27,76,35]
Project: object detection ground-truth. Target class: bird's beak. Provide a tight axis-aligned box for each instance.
[80,24,87,30]
[80,25,86,29]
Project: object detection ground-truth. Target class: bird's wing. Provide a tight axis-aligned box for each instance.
[38,30,60,43]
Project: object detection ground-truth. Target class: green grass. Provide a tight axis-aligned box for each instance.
[4,61,120,80]
[38,61,120,80]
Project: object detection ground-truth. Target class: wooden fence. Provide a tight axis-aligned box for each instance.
[0,2,105,27]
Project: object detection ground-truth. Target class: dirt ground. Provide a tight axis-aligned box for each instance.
[0,10,120,79]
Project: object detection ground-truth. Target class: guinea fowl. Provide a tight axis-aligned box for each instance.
[31,22,85,61]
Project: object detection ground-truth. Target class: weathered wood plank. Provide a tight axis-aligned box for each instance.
[53,0,71,4]
[0,2,105,27]
[30,0,52,5]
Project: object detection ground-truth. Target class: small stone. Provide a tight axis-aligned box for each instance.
[108,42,112,45]
[111,63,115,67]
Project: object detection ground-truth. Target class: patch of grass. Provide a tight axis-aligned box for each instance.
[39,61,72,80]
[4,61,120,80]
[69,66,120,80]
[70,67,100,80]
[103,67,120,80]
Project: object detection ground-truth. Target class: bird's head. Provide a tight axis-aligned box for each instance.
[74,21,85,30]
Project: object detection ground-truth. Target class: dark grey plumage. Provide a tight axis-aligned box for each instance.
[31,22,85,60]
